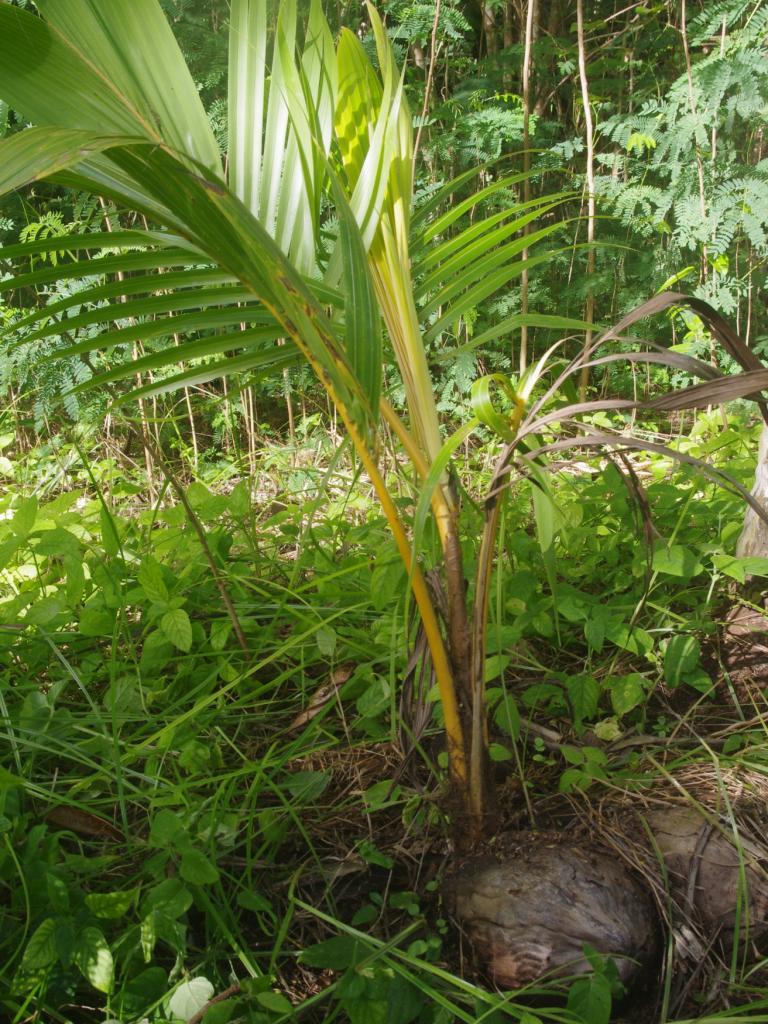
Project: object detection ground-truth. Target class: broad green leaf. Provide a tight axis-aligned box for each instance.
[30,528,81,556]
[210,619,232,652]
[713,553,768,582]
[493,694,521,740]
[0,5,148,136]
[117,967,168,1018]
[316,626,337,657]
[26,596,64,626]
[228,481,251,518]
[85,888,139,920]
[584,615,606,653]
[385,974,423,1024]
[609,674,647,716]
[46,876,70,915]
[161,608,193,653]
[79,608,115,637]
[36,0,221,173]
[229,0,267,214]
[332,175,382,414]
[21,919,58,970]
[652,544,703,578]
[484,654,511,683]
[489,742,513,761]
[143,878,193,918]
[149,809,186,848]
[284,770,330,802]
[567,973,612,1024]
[179,847,219,885]
[0,127,134,196]
[606,622,653,656]
[100,507,121,557]
[73,926,114,994]
[138,558,169,604]
[565,675,600,724]
[257,991,294,1014]
[166,978,215,1022]
[664,635,701,688]
[237,890,275,915]
[300,935,363,969]
[11,496,38,539]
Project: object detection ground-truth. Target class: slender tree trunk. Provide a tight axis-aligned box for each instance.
[737,426,768,559]
[576,0,596,399]
[680,0,708,284]
[413,0,442,174]
[171,333,199,471]
[503,0,515,49]
[97,199,158,497]
[481,0,498,55]
[244,385,258,476]
[282,365,296,447]
[519,0,536,374]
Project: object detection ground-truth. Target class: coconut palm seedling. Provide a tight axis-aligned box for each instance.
[0,0,577,845]
[3,0,768,1000]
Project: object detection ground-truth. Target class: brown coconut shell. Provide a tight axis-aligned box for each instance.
[568,765,768,962]
[646,804,768,940]
[444,835,658,989]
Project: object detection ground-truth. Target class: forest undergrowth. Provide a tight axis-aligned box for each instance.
[3,409,768,1024]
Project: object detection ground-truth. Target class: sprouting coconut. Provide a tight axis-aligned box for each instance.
[445,765,768,1009]
[444,834,658,990]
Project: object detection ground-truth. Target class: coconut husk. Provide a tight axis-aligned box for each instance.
[445,762,768,1017]
[567,763,768,1012]
[444,832,658,990]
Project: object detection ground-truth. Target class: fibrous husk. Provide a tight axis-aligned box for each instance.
[446,764,768,1005]
[566,761,768,1005]
[444,834,657,989]
[645,804,768,940]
